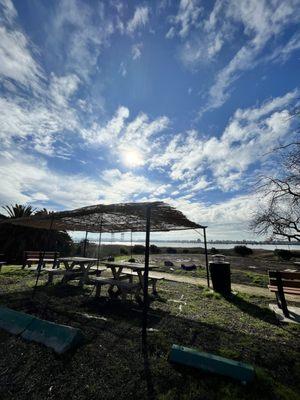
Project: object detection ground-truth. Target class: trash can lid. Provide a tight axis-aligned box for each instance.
[212,254,226,263]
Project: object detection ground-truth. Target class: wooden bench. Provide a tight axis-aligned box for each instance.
[123,271,164,295]
[89,277,142,302]
[268,270,300,317]
[44,266,107,284]
[22,251,59,270]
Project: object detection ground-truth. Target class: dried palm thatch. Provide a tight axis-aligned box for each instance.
[2,202,204,233]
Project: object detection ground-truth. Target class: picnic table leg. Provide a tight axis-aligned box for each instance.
[151,279,158,295]
[95,283,102,298]
[78,262,89,287]
[47,271,54,285]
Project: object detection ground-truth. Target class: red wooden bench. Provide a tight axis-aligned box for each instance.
[268,270,300,317]
[22,251,60,270]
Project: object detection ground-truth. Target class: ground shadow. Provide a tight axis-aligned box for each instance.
[222,292,278,325]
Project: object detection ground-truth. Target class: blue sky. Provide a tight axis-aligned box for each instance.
[0,0,300,241]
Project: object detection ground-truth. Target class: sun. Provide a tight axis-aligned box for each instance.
[121,148,144,168]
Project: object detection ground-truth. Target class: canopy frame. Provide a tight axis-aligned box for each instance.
[2,201,210,333]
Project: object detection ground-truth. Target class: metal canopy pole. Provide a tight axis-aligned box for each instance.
[83,231,88,257]
[130,230,133,259]
[142,205,151,339]
[203,227,210,287]
[33,212,54,297]
[97,217,103,272]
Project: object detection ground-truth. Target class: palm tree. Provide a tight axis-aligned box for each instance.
[0,204,73,263]
[1,204,35,219]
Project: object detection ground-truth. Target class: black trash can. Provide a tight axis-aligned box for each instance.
[209,254,231,295]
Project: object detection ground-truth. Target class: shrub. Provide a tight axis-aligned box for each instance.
[132,244,145,254]
[120,247,128,255]
[274,249,292,261]
[166,247,177,254]
[210,247,219,254]
[234,245,253,257]
[150,244,161,254]
[182,249,189,254]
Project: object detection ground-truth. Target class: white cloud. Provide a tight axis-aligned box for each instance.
[119,61,127,77]
[167,0,202,38]
[48,0,114,80]
[49,73,80,107]
[0,25,43,90]
[0,152,168,208]
[82,107,170,167]
[0,0,17,24]
[172,0,300,112]
[81,106,129,146]
[132,43,143,60]
[201,0,300,112]
[150,90,298,191]
[267,31,300,64]
[127,6,149,35]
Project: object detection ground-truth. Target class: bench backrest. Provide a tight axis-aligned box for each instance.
[24,251,60,260]
[268,270,300,289]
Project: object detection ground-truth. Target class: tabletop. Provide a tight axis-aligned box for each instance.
[104,261,156,270]
[59,257,98,262]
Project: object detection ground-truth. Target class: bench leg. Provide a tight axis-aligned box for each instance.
[152,279,158,295]
[47,272,54,285]
[275,272,289,318]
[95,284,102,298]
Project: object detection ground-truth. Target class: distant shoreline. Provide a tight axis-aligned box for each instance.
[80,241,300,251]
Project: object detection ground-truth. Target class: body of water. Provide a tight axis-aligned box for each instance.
[98,241,299,251]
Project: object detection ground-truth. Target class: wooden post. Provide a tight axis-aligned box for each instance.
[203,227,210,287]
[97,217,103,272]
[33,212,54,297]
[142,205,151,340]
[83,231,88,257]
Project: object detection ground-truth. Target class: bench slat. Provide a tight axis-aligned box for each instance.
[269,279,300,288]
[269,271,300,280]
[123,271,164,280]
[89,277,140,290]
[268,285,300,295]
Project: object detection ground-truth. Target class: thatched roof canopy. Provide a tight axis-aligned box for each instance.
[2,202,204,233]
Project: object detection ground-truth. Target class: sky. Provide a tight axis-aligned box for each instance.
[0,0,300,242]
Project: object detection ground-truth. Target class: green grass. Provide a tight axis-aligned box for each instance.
[0,266,299,400]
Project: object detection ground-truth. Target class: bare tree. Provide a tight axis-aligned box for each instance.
[250,141,300,241]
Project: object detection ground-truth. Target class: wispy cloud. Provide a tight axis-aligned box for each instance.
[127,6,149,35]
[166,0,202,38]
[0,1,43,90]
[47,0,114,80]
[170,0,300,113]
[132,43,143,60]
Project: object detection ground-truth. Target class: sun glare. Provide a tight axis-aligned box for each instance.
[121,148,144,168]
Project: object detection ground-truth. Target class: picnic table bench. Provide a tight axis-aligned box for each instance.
[22,251,59,269]
[268,270,300,317]
[44,265,107,284]
[123,270,164,294]
[88,261,162,301]
[88,276,142,302]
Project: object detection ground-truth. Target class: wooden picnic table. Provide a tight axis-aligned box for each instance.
[57,257,98,287]
[104,261,156,287]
